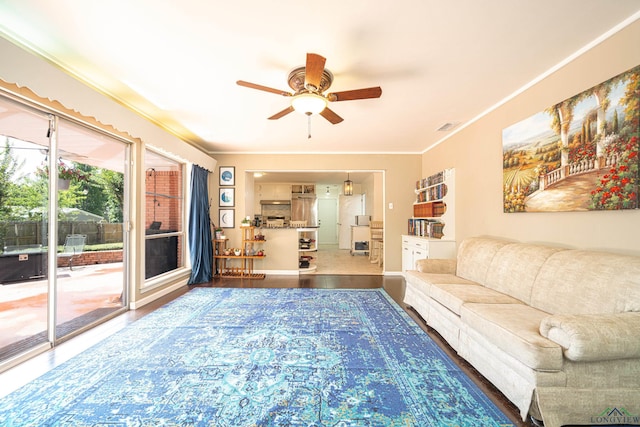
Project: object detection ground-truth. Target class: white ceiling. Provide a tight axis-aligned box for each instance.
[0,0,639,160]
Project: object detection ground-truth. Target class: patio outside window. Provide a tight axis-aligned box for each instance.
[143,149,184,282]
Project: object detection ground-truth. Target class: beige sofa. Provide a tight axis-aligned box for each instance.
[403,236,640,427]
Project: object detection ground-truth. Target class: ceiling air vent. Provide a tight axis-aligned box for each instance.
[436,122,460,132]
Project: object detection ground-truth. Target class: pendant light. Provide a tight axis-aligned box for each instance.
[344,173,353,196]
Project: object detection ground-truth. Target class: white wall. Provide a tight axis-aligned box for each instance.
[0,38,215,170]
[422,19,640,256]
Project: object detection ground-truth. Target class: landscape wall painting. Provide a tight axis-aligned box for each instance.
[502,65,639,212]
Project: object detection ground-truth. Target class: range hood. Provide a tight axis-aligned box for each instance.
[260,200,291,205]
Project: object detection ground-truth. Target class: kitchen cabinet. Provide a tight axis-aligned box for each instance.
[402,235,456,273]
[256,183,291,201]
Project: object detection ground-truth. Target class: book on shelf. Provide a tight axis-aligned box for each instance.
[416,171,445,190]
[407,218,444,238]
[413,201,445,218]
[410,168,453,240]
[416,183,448,202]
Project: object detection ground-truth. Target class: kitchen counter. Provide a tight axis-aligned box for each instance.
[248,227,319,274]
[256,228,298,272]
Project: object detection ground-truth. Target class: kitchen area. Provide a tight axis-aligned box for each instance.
[259,185,318,226]
[257,186,321,274]
[225,177,383,276]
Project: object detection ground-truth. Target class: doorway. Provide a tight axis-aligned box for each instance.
[250,170,384,274]
[338,194,364,249]
[318,198,337,245]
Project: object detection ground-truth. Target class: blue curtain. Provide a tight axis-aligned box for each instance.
[187,165,213,284]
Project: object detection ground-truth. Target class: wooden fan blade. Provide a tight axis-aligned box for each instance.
[320,107,344,124]
[304,53,326,90]
[268,106,295,120]
[327,86,382,102]
[237,80,292,97]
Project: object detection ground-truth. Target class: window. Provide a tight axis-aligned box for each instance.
[144,149,184,282]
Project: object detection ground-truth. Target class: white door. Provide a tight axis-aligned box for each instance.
[318,198,338,245]
[338,195,363,249]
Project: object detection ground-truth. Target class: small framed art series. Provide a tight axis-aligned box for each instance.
[219,209,234,228]
[219,166,235,186]
[219,188,235,207]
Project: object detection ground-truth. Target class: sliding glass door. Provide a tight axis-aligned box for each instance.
[0,98,50,361]
[54,118,127,342]
[0,96,129,368]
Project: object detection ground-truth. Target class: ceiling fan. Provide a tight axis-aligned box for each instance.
[237,53,382,125]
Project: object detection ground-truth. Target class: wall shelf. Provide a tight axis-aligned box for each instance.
[298,228,317,273]
[409,168,455,240]
[404,168,456,274]
[213,226,266,279]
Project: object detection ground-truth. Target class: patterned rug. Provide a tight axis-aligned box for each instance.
[0,288,515,426]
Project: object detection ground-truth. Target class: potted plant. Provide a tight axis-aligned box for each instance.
[37,160,89,190]
[215,227,224,240]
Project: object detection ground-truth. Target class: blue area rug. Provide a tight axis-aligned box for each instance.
[0,288,515,426]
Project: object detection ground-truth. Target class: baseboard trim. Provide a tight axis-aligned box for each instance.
[130,280,188,310]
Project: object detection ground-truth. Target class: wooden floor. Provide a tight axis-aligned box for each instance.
[0,275,532,426]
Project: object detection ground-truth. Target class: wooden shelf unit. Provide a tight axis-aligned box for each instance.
[213,226,266,279]
[403,168,456,275]
[409,168,455,240]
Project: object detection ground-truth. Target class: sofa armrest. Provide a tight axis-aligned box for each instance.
[415,258,457,274]
[540,312,640,362]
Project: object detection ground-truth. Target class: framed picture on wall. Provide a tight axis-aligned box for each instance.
[219,166,235,186]
[502,64,639,213]
[219,188,235,207]
[219,209,235,228]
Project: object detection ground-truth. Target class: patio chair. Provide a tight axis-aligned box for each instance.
[58,234,86,270]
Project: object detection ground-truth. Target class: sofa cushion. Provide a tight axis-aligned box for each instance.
[624,283,640,312]
[484,243,566,305]
[540,312,640,362]
[415,258,456,274]
[430,283,523,315]
[455,237,513,285]
[404,271,432,301]
[405,271,477,298]
[531,250,640,315]
[460,303,564,371]
[408,272,477,286]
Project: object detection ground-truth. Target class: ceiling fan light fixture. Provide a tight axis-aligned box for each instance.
[291,93,327,115]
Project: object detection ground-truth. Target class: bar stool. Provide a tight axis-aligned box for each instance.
[369,221,384,266]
